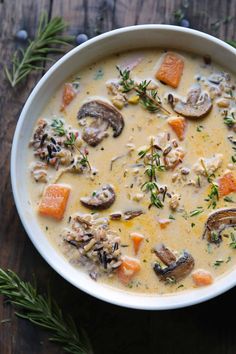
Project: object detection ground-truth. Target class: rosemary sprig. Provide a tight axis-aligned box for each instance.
[227,39,236,48]
[4,13,73,87]
[116,66,170,115]
[0,268,92,354]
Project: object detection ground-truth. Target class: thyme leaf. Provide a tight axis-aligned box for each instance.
[0,268,92,354]
[205,183,219,209]
[51,119,66,136]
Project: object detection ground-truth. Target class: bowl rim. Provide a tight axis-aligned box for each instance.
[11,24,236,310]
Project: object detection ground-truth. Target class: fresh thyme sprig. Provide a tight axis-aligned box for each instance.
[139,138,166,209]
[0,268,92,354]
[116,66,170,115]
[78,148,92,171]
[4,13,73,87]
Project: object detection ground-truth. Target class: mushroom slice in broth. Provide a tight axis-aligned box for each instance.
[153,244,194,282]
[203,208,236,244]
[77,100,125,146]
[168,85,212,119]
[80,184,116,210]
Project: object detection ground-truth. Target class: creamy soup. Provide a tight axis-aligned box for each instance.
[28,49,236,294]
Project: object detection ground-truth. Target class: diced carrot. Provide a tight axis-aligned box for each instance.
[192,269,213,287]
[117,257,141,285]
[39,184,70,220]
[130,232,144,255]
[60,83,76,111]
[155,52,184,88]
[158,219,171,229]
[218,172,236,197]
[167,117,186,141]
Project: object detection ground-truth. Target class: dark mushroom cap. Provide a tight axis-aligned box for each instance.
[153,244,194,281]
[80,184,116,210]
[168,85,212,119]
[77,100,124,146]
[203,208,236,244]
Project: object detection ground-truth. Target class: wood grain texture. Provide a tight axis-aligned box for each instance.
[0,0,236,353]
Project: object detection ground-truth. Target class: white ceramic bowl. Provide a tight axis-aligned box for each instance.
[11,25,236,310]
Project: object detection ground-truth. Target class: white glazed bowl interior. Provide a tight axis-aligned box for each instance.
[11,25,236,310]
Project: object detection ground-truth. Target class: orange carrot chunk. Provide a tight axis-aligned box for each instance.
[130,232,144,255]
[155,52,184,88]
[39,184,70,220]
[117,257,141,285]
[158,219,172,229]
[167,116,186,141]
[218,172,236,197]
[60,83,76,111]
[192,269,213,287]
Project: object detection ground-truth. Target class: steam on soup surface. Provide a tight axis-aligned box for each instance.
[28,49,236,294]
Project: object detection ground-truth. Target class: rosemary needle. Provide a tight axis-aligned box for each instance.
[4,13,73,87]
[0,268,92,354]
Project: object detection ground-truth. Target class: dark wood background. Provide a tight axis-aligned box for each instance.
[0,1,236,353]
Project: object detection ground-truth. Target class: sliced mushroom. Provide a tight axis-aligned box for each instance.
[123,210,143,220]
[77,100,124,146]
[153,244,194,281]
[154,244,177,266]
[80,184,115,210]
[168,85,212,119]
[203,208,236,244]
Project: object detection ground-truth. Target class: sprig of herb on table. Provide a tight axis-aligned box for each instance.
[227,40,236,48]
[139,138,166,209]
[4,13,73,87]
[116,66,170,115]
[0,268,92,354]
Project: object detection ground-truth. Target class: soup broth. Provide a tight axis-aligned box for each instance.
[28,49,236,294]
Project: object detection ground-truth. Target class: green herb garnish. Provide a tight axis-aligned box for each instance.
[94,68,104,80]
[0,268,92,354]
[142,182,164,209]
[51,119,66,136]
[196,125,204,132]
[189,207,204,217]
[169,214,176,220]
[214,259,224,267]
[229,233,236,249]
[205,183,219,209]
[224,196,235,203]
[116,66,170,114]
[4,13,73,87]
[65,132,76,146]
[223,111,236,127]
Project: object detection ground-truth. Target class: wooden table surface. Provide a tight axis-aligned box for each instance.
[0,1,236,353]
